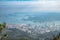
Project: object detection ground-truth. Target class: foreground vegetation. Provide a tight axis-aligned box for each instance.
[53,33,60,40]
[0,22,8,40]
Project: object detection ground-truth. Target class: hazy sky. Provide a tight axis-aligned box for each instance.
[0,1,60,13]
[0,1,60,24]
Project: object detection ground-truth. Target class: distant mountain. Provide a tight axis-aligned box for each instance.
[22,13,60,22]
[1,12,60,24]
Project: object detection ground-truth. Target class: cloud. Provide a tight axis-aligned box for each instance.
[24,16,29,19]
[0,1,60,24]
[0,1,60,13]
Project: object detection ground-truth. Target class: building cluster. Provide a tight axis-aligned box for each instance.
[6,21,60,34]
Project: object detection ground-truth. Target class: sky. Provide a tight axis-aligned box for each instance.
[0,0,60,1]
[0,0,60,24]
[0,1,60,13]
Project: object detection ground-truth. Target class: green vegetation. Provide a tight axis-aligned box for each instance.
[0,22,8,40]
[53,33,60,40]
[0,22,6,31]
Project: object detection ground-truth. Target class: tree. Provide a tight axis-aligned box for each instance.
[3,22,6,28]
[53,33,60,40]
[0,22,8,40]
[0,24,3,32]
